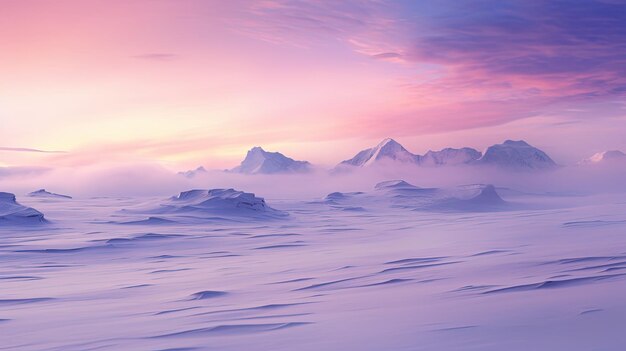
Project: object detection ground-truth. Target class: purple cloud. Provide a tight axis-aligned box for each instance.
[236,0,626,101]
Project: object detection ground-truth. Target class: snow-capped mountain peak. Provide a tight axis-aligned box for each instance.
[502,140,531,147]
[365,138,416,166]
[420,147,482,166]
[477,140,557,170]
[230,147,312,174]
[580,150,626,165]
[334,138,558,171]
[338,138,420,167]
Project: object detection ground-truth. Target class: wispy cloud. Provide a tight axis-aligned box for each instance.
[132,53,178,61]
[403,1,626,99]
[0,147,66,153]
[234,0,626,104]
[370,52,402,60]
[3,0,624,168]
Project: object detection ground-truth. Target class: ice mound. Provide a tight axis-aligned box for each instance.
[465,185,506,204]
[374,180,420,190]
[321,191,367,207]
[428,184,508,211]
[325,192,348,201]
[323,180,508,212]
[374,180,438,199]
[28,189,72,199]
[126,188,288,221]
[0,192,47,225]
[371,180,509,212]
[170,189,270,211]
[324,191,365,201]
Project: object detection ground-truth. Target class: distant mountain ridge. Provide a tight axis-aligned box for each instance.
[199,138,560,176]
[335,138,557,171]
[421,147,482,166]
[580,150,626,165]
[178,166,208,178]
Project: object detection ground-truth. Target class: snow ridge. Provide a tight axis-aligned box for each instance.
[339,138,420,167]
[178,166,208,178]
[28,189,72,199]
[336,138,556,170]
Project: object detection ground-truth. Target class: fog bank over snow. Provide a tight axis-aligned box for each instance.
[0,163,187,198]
[2,159,626,200]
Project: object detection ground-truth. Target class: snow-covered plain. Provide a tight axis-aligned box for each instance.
[2,181,626,350]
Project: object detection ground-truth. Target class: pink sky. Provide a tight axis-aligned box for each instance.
[1,0,625,169]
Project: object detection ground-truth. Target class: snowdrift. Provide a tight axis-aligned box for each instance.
[323,180,510,212]
[123,188,288,222]
[375,180,508,211]
[0,192,47,225]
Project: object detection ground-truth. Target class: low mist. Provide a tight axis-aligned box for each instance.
[1,161,625,200]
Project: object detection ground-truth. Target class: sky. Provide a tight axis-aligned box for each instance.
[1,0,625,170]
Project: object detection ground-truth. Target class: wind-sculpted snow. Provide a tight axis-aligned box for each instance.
[2,190,626,350]
[0,192,47,225]
[429,184,508,211]
[323,191,365,203]
[324,180,509,212]
[373,179,421,191]
[122,189,288,223]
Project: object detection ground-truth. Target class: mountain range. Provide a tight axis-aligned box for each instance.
[336,138,558,170]
[181,139,624,175]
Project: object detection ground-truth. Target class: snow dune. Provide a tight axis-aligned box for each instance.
[1,185,626,350]
[323,180,510,212]
[120,188,288,223]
